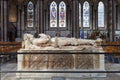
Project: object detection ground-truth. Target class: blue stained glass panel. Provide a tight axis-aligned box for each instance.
[50,1,57,27]
[59,1,66,27]
[83,1,90,27]
[27,1,34,27]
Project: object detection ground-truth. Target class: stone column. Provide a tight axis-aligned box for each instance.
[118,5,120,30]
[93,3,97,30]
[1,0,8,41]
[1,0,4,41]
[108,0,114,41]
[3,0,8,41]
[81,4,83,30]
[39,0,44,33]
[35,1,39,33]
[112,1,116,41]
[72,0,79,38]
[17,8,21,38]
[70,10,72,32]
[21,8,25,38]
[68,8,70,30]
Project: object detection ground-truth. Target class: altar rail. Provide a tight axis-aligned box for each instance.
[100,43,120,63]
[102,42,120,51]
[0,42,21,62]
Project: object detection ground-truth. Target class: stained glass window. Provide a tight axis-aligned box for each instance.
[59,1,66,27]
[27,1,34,27]
[79,3,81,27]
[83,1,90,27]
[50,1,57,27]
[98,1,104,27]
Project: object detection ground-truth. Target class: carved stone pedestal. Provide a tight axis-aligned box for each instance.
[16,46,106,79]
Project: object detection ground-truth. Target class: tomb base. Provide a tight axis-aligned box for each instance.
[17,47,106,78]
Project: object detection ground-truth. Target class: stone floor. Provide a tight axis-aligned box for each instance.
[0,59,120,80]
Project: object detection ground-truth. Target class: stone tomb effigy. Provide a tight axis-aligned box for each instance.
[17,33,106,79]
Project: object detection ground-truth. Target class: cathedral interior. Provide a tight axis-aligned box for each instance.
[0,0,120,80]
[0,0,120,42]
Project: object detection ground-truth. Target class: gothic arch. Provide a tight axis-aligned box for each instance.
[48,1,67,28]
[23,0,37,6]
[44,0,72,10]
[96,0,107,30]
[83,1,90,28]
[80,0,93,5]
[44,0,72,37]
[96,0,107,7]
[97,1,105,28]
[27,1,34,28]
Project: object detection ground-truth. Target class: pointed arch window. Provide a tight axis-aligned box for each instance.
[98,1,104,27]
[83,1,90,27]
[27,1,34,27]
[59,1,66,27]
[79,3,81,27]
[50,1,57,27]
[50,1,66,27]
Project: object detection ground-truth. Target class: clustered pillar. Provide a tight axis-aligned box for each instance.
[39,0,44,33]
[72,0,79,38]
[17,8,22,38]
[1,0,8,41]
[108,0,114,42]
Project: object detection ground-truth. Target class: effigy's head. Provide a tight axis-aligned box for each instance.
[96,38,103,43]
[39,33,51,40]
[23,33,34,41]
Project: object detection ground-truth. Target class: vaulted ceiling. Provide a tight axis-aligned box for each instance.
[9,0,120,6]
